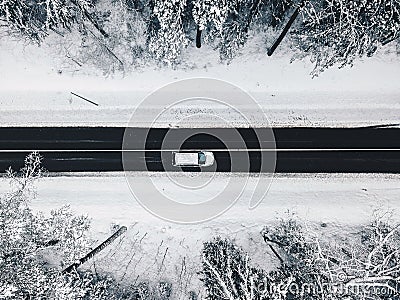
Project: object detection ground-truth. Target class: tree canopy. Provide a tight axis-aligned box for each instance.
[1,0,399,75]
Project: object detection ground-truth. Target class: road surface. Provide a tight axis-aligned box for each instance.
[0,127,398,173]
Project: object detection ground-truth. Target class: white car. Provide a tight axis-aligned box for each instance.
[172,151,215,167]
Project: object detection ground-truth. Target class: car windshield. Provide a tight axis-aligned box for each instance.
[198,153,206,164]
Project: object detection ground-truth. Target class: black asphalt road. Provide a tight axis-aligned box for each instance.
[0,127,399,173]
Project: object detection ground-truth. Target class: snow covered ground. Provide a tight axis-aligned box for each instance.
[14,172,397,231]
[1,172,398,297]
[2,172,399,270]
[1,90,399,127]
[1,39,399,127]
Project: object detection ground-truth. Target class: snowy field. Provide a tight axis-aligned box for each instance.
[1,40,400,127]
[1,90,399,127]
[13,172,398,231]
[1,172,399,296]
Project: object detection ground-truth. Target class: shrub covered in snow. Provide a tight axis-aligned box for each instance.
[0,0,97,43]
[262,218,337,299]
[201,214,400,300]
[0,152,188,299]
[199,237,291,300]
[293,0,400,76]
[54,270,136,299]
[0,152,91,298]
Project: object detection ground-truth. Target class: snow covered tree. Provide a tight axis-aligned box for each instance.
[0,152,91,298]
[200,237,290,300]
[2,0,32,41]
[0,0,104,43]
[59,0,149,75]
[192,0,227,32]
[206,0,289,62]
[292,0,400,76]
[191,0,259,59]
[262,218,337,300]
[218,0,253,60]
[261,213,400,300]
[54,270,135,299]
[267,0,296,28]
[315,212,400,299]
[148,0,189,65]
[192,0,228,48]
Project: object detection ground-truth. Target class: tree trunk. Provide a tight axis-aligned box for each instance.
[268,1,304,56]
[70,0,109,38]
[196,26,202,48]
[62,226,127,274]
